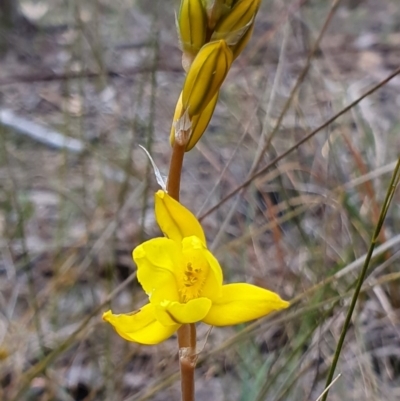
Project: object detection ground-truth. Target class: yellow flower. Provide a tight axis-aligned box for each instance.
[103,190,289,345]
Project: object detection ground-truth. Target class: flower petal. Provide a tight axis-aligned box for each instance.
[203,283,289,326]
[155,190,206,245]
[154,298,212,325]
[179,236,222,301]
[133,238,180,302]
[201,249,223,301]
[103,304,180,345]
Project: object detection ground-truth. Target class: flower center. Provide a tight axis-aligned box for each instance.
[179,249,209,302]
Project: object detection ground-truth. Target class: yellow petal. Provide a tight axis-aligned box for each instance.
[177,236,221,302]
[154,298,212,325]
[200,248,223,301]
[133,238,180,302]
[155,190,206,244]
[203,283,289,326]
[103,305,180,345]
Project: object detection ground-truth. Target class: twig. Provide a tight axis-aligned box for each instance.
[209,0,342,250]
[0,108,84,153]
[199,65,400,221]
[251,0,343,173]
[0,65,181,86]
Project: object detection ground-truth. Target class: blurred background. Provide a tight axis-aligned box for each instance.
[0,0,400,400]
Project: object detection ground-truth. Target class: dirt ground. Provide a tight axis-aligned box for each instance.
[0,0,400,400]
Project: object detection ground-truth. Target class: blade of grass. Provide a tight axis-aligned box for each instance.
[321,156,400,401]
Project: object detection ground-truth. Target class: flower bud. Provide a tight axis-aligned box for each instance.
[170,91,218,151]
[231,21,254,59]
[206,0,234,29]
[182,40,232,118]
[211,0,260,48]
[177,0,207,59]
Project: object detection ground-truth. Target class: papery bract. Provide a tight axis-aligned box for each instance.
[211,0,260,57]
[231,21,255,59]
[170,91,219,151]
[205,0,234,29]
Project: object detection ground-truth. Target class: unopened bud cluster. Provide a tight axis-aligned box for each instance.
[171,0,261,151]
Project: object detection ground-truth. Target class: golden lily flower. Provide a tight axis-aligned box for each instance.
[103,190,289,345]
[170,91,218,151]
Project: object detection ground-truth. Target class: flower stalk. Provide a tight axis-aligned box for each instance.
[177,324,197,401]
[167,140,196,401]
[102,3,290,401]
[167,140,186,200]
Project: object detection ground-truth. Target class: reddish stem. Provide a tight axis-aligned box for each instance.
[167,140,197,401]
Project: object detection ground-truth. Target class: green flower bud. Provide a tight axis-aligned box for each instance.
[178,0,207,59]
[211,0,260,49]
[170,91,219,151]
[182,40,232,118]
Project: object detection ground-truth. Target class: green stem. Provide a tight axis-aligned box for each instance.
[321,157,400,401]
[166,140,196,401]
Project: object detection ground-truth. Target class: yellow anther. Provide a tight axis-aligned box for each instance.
[179,248,210,302]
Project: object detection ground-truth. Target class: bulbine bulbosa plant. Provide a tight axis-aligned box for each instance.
[103,1,289,400]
